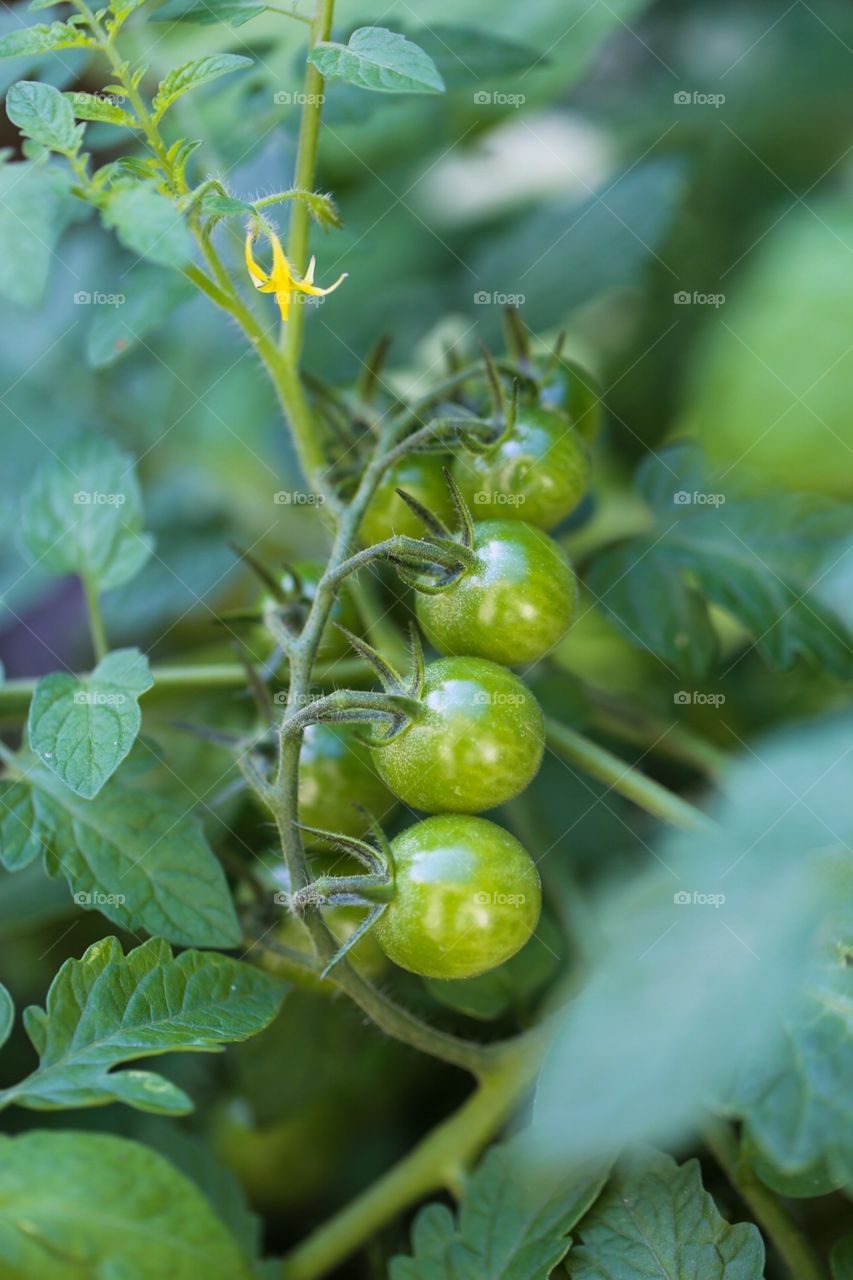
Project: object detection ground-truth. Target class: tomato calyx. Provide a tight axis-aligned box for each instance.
[393,469,487,598]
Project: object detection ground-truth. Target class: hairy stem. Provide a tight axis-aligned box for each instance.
[82,575,107,661]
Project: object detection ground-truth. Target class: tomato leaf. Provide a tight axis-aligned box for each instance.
[0,779,49,870]
[86,264,195,368]
[19,437,154,592]
[102,183,193,268]
[28,648,154,799]
[0,159,77,307]
[0,20,95,56]
[567,1148,765,1279]
[391,1132,607,1279]
[6,80,82,154]
[0,1130,253,1278]
[65,89,137,127]
[149,0,266,26]
[152,53,253,119]
[309,27,445,95]
[0,936,283,1113]
[587,443,853,679]
[0,984,13,1052]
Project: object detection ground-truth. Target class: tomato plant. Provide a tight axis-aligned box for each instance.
[0,2,850,1278]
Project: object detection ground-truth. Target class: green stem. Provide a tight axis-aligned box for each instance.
[82,575,107,661]
[703,1120,827,1280]
[282,0,336,362]
[280,1037,542,1280]
[583,691,727,779]
[544,717,711,833]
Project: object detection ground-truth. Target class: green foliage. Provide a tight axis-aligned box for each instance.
[391,1134,607,1279]
[566,1148,765,1278]
[6,80,82,154]
[0,1130,253,1277]
[0,936,283,1114]
[832,1238,853,1280]
[85,265,194,368]
[0,983,13,1051]
[66,89,137,126]
[309,28,446,95]
[19,437,153,592]
[587,443,853,679]
[149,0,266,26]
[28,648,153,798]
[0,159,77,306]
[0,779,47,870]
[102,182,194,268]
[0,21,95,57]
[152,53,253,120]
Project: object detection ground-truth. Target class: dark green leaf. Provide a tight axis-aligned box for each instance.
[0,936,283,1113]
[309,27,445,95]
[0,1130,253,1277]
[0,778,49,870]
[28,648,153,798]
[567,1148,765,1279]
[401,26,544,90]
[0,984,13,1052]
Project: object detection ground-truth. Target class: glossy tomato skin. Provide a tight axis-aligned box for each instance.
[538,360,602,444]
[415,520,577,666]
[374,815,541,979]
[452,407,589,530]
[299,723,395,839]
[255,560,358,662]
[359,454,456,547]
[373,656,544,813]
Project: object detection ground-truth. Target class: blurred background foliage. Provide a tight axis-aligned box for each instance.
[1,0,853,1269]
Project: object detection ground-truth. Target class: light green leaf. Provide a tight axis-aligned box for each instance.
[587,443,853,679]
[0,778,49,870]
[19,436,153,592]
[28,649,153,799]
[7,79,81,153]
[567,1149,765,1279]
[0,1130,253,1278]
[102,183,193,268]
[152,53,253,119]
[309,27,445,95]
[0,20,95,57]
[0,936,283,1113]
[0,984,14,1052]
[0,159,77,307]
[86,264,194,368]
[65,89,137,126]
[391,1132,606,1279]
[149,0,266,26]
[27,762,241,947]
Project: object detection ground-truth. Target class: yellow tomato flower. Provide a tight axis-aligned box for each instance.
[245,229,347,321]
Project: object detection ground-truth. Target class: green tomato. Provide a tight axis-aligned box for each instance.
[254,560,359,662]
[372,656,544,813]
[359,454,455,546]
[374,814,541,979]
[453,407,589,530]
[415,520,577,666]
[538,360,602,444]
[299,723,395,839]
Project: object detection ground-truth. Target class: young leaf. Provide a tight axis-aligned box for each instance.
[19,436,154,592]
[0,779,50,870]
[391,1132,607,1279]
[6,80,82,154]
[22,762,242,948]
[28,648,154,799]
[65,90,137,127]
[86,264,194,368]
[0,984,14,1052]
[0,936,283,1113]
[0,20,95,57]
[0,159,76,307]
[0,1130,253,1278]
[149,0,266,26]
[152,53,253,119]
[567,1148,765,1279]
[103,183,193,268]
[587,443,853,679]
[309,27,445,95]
